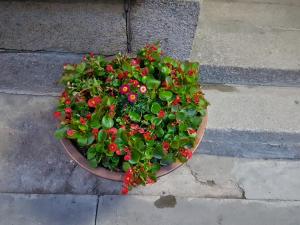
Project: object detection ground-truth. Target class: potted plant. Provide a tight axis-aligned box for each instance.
[54,43,209,194]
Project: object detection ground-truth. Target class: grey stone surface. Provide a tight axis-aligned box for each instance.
[200,65,300,86]
[203,84,300,133]
[191,0,300,70]
[0,0,127,54]
[0,193,97,225]
[0,52,82,94]
[200,129,300,159]
[0,93,122,195]
[232,159,300,200]
[130,0,200,60]
[97,195,300,225]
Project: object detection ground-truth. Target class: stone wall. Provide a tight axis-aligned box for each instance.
[0,0,200,59]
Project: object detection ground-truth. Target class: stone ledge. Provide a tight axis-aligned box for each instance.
[0,0,127,55]
[130,0,200,60]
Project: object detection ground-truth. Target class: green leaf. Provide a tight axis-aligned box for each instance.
[54,127,67,139]
[90,115,101,128]
[102,115,114,129]
[122,162,131,172]
[145,76,161,89]
[98,131,107,142]
[151,102,161,114]
[87,146,97,160]
[144,114,154,121]
[168,113,176,120]
[159,90,173,102]
[88,158,98,168]
[129,111,141,122]
[77,136,88,146]
[87,134,95,145]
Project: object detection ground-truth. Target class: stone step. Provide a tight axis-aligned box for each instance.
[0,92,299,198]
[201,84,300,159]
[192,0,300,86]
[1,193,300,225]
[0,0,199,60]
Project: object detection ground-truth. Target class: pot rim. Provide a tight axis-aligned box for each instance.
[61,114,208,181]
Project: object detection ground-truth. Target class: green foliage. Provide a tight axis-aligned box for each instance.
[54,43,209,193]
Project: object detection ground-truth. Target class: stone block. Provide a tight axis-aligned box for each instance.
[0,0,127,54]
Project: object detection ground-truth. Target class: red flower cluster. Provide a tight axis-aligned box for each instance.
[180,149,193,159]
[122,168,134,194]
[88,96,102,108]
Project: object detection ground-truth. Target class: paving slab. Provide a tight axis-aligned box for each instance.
[0,90,300,197]
[0,0,127,54]
[97,195,300,225]
[0,52,81,95]
[192,0,300,70]
[0,193,97,225]
[192,0,300,85]
[130,0,200,60]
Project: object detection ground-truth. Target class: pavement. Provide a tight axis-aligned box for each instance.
[0,0,300,224]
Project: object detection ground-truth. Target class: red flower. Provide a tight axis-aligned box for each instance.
[143,132,152,141]
[194,94,200,104]
[82,56,87,61]
[131,58,140,66]
[130,124,139,130]
[86,113,92,120]
[65,98,71,105]
[139,85,147,94]
[121,186,129,195]
[80,117,86,125]
[109,105,116,111]
[158,110,165,118]
[141,67,149,76]
[92,128,99,138]
[65,107,72,114]
[131,80,139,87]
[172,95,181,105]
[180,149,193,159]
[108,143,118,152]
[67,129,76,137]
[88,96,102,108]
[106,64,114,73]
[120,84,130,95]
[108,127,118,136]
[162,141,170,152]
[53,111,61,119]
[61,91,68,98]
[147,178,155,184]
[89,52,94,58]
[127,93,138,103]
[188,69,195,76]
[138,128,145,134]
[187,128,197,135]
[116,149,122,155]
[124,154,131,161]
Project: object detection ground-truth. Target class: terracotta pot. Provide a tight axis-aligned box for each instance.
[61,114,208,181]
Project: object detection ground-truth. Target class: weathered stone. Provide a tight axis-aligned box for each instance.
[0,193,97,225]
[97,195,300,225]
[0,93,121,194]
[0,52,81,94]
[200,65,300,86]
[0,0,127,54]
[130,0,200,60]
[191,0,300,85]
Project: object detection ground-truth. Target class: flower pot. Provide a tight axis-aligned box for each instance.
[61,114,208,181]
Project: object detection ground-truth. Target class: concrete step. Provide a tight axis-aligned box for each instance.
[192,0,300,86]
[0,92,299,198]
[202,84,300,159]
[1,193,300,225]
[0,0,199,60]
